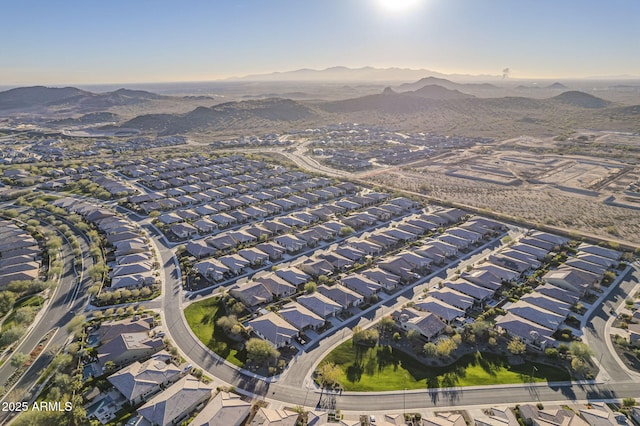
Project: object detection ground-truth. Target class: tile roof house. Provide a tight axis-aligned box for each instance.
[518,403,588,426]
[429,287,475,312]
[230,281,273,307]
[362,267,400,291]
[107,358,182,405]
[250,407,299,426]
[578,244,622,261]
[97,332,164,370]
[495,312,555,350]
[258,274,297,297]
[278,302,325,330]
[414,298,465,323]
[96,317,155,345]
[542,267,600,296]
[318,284,364,308]
[189,391,251,426]
[137,375,213,426]
[247,312,299,348]
[297,292,343,317]
[340,274,383,297]
[394,307,447,341]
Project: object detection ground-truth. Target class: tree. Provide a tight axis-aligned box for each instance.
[246,338,279,364]
[103,361,117,373]
[353,327,379,346]
[378,316,395,333]
[544,348,559,359]
[65,315,86,334]
[571,357,589,376]
[339,226,355,237]
[304,282,317,294]
[316,362,341,388]
[10,352,29,368]
[622,397,636,407]
[507,337,526,355]
[423,342,437,357]
[0,291,16,315]
[436,338,458,358]
[569,341,593,361]
[216,316,241,337]
[407,329,421,345]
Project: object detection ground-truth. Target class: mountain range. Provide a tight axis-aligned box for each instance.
[0,86,168,111]
[1,78,638,138]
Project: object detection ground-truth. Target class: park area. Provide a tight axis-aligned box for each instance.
[318,340,570,392]
[183,297,247,367]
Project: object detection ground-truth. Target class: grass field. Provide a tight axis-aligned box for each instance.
[320,340,571,391]
[183,297,247,367]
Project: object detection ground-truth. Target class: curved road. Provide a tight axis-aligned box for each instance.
[139,209,640,410]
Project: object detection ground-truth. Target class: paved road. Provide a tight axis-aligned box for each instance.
[0,219,92,388]
[0,218,94,423]
[144,208,640,410]
[583,265,640,382]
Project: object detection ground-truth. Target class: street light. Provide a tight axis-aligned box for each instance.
[531,365,538,382]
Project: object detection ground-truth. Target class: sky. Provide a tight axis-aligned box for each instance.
[1,0,639,85]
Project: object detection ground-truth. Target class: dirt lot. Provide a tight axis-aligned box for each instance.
[365,169,640,245]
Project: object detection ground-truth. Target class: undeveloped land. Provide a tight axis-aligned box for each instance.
[366,170,640,245]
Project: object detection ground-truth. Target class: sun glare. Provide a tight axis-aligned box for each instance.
[377,0,422,13]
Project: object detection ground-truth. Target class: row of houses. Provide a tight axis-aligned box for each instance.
[238,213,509,349]
[0,219,41,288]
[52,197,158,290]
[496,241,622,349]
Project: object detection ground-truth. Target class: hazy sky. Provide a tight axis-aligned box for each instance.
[2,0,639,85]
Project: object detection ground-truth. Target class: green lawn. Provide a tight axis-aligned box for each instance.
[183,297,246,367]
[320,340,571,391]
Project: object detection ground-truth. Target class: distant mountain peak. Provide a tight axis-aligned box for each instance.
[382,87,396,95]
[550,91,609,108]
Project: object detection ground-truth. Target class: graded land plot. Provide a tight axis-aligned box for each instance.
[366,170,640,245]
[319,340,569,391]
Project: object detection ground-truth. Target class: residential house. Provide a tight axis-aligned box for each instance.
[247,312,299,348]
[194,258,230,281]
[297,292,343,317]
[96,317,155,345]
[393,307,447,341]
[429,287,475,312]
[506,300,566,331]
[494,312,555,350]
[258,274,296,298]
[445,280,494,304]
[578,244,622,261]
[230,281,273,307]
[415,298,465,324]
[97,332,164,370]
[238,247,269,266]
[422,412,467,426]
[274,235,307,253]
[250,407,299,426]
[318,284,363,308]
[256,242,285,261]
[278,302,325,331]
[185,240,217,259]
[275,267,310,287]
[518,403,588,426]
[542,267,600,296]
[362,267,400,291]
[189,391,251,426]
[107,358,182,405]
[137,375,213,426]
[340,274,383,297]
